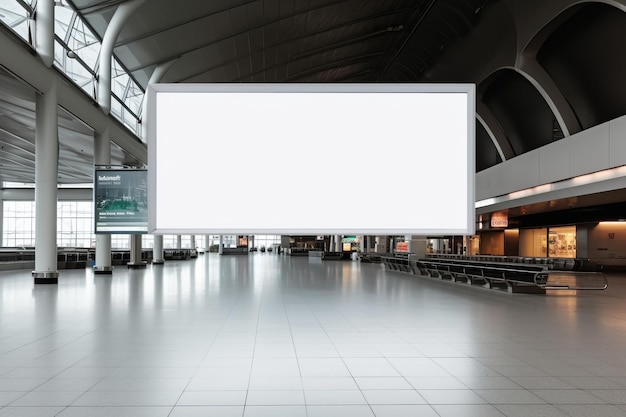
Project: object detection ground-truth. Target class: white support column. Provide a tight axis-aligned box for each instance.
[0,200,4,242]
[219,235,224,255]
[176,235,182,249]
[32,76,59,284]
[128,234,146,268]
[94,127,113,274]
[35,0,54,68]
[141,60,177,140]
[153,235,164,264]
[97,0,146,115]
[141,61,176,264]
[334,235,341,252]
[132,234,144,267]
[190,235,196,250]
[93,0,147,273]
[205,235,211,253]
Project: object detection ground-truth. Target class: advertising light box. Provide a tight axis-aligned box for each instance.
[94,168,148,234]
[147,83,475,235]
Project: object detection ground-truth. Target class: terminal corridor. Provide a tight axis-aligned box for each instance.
[1,255,626,417]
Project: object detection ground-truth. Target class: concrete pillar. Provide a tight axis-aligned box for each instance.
[218,235,224,255]
[97,0,146,115]
[128,234,146,268]
[32,77,59,284]
[335,235,342,252]
[140,59,178,268]
[176,235,182,249]
[35,0,54,68]
[375,236,389,253]
[153,235,164,264]
[0,200,4,241]
[127,235,146,268]
[190,235,196,250]
[141,59,177,138]
[94,127,113,274]
[93,3,145,274]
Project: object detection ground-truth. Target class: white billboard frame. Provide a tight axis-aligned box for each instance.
[147,83,475,235]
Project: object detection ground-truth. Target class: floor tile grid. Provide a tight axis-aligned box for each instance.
[285,268,612,414]
[3,269,233,415]
[287,284,443,416]
[260,270,480,412]
[176,286,262,413]
[0,333,120,414]
[1,257,626,417]
[238,277,366,413]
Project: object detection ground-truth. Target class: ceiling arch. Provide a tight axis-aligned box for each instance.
[2,0,626,184]
[536,2,626,131]
[480,68,560,156]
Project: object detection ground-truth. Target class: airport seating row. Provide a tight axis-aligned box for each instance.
[0,248,93,270]
[321,251,343,260]
[222,247,248,255]
[426,253,601,271]
[307,251,353,260]
[378,254,607,293]
[288,248,318,256]
[0,247,199,271]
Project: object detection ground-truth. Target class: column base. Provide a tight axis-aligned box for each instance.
[152,259,165,265]
[32,271,59,284]
[93,265,114,274]
[127,262,147,269]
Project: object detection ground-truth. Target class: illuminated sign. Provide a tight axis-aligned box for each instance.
[491,211,509,228]
[396,241,409,252]
[94,168,148,234]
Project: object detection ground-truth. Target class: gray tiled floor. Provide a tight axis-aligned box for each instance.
[1,254,626,416]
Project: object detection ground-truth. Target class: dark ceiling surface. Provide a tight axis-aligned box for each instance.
[69,0,487,86]
[66,0,625,166]
[1,0,626,223]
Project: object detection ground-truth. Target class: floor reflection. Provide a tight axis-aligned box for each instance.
[1,257,626,415]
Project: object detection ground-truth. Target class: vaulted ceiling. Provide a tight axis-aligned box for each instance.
[71,0,487,86]
[0,0,625,190]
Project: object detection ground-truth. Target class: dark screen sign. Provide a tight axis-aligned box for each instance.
[94,168,148,234]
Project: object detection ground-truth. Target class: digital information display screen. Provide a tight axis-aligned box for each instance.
[147,83,475,235]
[94,168,148,234]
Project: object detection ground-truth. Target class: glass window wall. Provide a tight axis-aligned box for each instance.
[0,0,32,41]
[0,0,144,136]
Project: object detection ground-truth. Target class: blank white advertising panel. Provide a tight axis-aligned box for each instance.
[147,83,475,235]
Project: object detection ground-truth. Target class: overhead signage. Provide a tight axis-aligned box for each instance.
[94,168,148,234]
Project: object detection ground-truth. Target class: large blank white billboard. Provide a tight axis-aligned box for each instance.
[147,83,475,235]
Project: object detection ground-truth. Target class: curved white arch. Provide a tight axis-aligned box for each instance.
[475,101,511,162]
[516,0,626,136]
[513,59,581,137]
[97,0,147,115]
